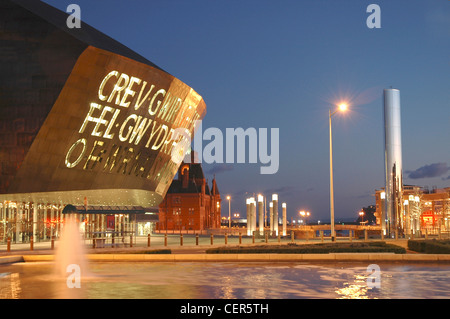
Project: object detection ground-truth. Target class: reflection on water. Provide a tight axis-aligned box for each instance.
[335,275,372,299]
[0,261,449,299]
[0,272,21,299]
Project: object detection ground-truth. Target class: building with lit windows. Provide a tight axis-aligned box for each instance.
[158,156,221,231]
[375,186,450,236]
[0,0,205,243]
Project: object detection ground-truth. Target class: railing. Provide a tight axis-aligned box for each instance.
[88,231,136,248]
[2,228,450,252]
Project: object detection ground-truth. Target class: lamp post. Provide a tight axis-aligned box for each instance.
[329,102,348,242]
[299,210,305,223]
[226,196,231,229]
[359,210,365,225]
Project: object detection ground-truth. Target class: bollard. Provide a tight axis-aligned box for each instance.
[381,230,384,241]
[92,237,96,249]
[439,227,442,240]
[180,234,183,246]
[395,229,398,240]
[112,235,115,246]
[225,233,228,245]
[305,231,309,242]
[364,229,368,242]
[291,230,294,243]
[252,233,255,244]
[30,236,34,251]
[196,233,199,246]
[130,235,133,248]
[51,236,55,250]
[265,232,268,243]
[164,233,168,246]
[239,233,242,244]
[210,234,214,245]
[425,229,428,240]
[278,233,281,243]
[7,237,11,252]
[349,230,352,242]
[147,233,151,247]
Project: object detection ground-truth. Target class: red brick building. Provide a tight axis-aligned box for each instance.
[158,160,221,231]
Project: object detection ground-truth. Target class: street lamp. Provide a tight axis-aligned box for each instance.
[329,102,348,242]
[299,211,305,226]
[226,196,231,229]
[359,210,365,225]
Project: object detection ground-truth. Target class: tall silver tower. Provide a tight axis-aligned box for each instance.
[383,88,403,237]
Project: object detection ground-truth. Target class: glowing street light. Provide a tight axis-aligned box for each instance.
[329,101,348,242]
[299,210,311,225]
[338,103,348,112]
[359,210,365,225]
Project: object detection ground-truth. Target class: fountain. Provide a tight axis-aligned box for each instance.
[54,204,89,296]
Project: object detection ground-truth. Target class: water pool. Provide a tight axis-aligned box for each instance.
[1,261,449,299]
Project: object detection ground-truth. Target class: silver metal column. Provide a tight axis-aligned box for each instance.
[269,202,273,234]
[250,197,256,235]
[258,195,264,236]
[404,199,411,236]
[383,88,403,237]
[272,194,278,236]
[282,203,287,236]
[380,191,386,235]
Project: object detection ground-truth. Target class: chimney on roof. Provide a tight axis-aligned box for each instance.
[181,164,189,189]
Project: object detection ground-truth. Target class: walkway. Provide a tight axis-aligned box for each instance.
[1,232,446,263]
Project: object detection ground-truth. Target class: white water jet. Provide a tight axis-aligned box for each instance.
[55,213,87,277]
[54,206,89,298]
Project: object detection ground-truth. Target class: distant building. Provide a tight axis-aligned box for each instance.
[158,158,221,231]
[375,185,450,235]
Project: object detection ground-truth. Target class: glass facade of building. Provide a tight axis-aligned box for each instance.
[0,202,140,244]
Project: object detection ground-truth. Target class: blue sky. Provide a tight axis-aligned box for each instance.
[43,0,449,222]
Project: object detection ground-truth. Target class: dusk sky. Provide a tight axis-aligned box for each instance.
[43,0,449,222]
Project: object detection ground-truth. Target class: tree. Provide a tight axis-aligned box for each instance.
[356,205,377,225]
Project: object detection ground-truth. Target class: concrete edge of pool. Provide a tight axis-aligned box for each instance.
[2,253,450,264]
